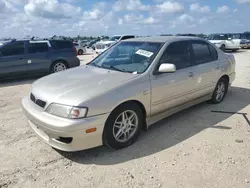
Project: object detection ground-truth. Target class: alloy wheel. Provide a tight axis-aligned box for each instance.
[215,82,226,102]
[112,110,139,143]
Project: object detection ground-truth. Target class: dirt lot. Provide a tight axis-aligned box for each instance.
[1,49,250,188]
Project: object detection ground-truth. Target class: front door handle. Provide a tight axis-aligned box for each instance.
[188,72,194,77]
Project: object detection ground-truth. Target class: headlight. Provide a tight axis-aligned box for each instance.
[45,103,88,119]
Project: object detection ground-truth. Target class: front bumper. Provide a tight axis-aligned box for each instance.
[214,43,222,48]
[22,97,109,151]
[240,43,250,48]
[95,48,107,54]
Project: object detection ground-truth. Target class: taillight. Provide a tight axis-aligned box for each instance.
[72,42,77,56]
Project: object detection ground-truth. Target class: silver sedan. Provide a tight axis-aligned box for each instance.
[22,36,236,151]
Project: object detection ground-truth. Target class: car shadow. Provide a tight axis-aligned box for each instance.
[226,49,247,54]
[57,86,250,165]
[0,76,38,88]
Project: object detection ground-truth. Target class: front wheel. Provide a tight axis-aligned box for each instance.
[211,78,229,104]
[103,103,144,149]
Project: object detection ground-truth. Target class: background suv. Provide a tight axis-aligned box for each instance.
[0,39,80,79]
[208,33,240,52]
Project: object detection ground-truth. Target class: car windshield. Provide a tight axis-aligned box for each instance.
[89,41,163,74]
[241,33,250,39]
[208,34,227,40]
[110,36,121,41]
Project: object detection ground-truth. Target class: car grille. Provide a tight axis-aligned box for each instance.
[30,93,46,108]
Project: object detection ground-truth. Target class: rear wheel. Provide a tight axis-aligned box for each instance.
[211,78,229,104]
[78,49,84,55]
[220,44,226,52]
[51,61,68,73]
[103,103,143,149]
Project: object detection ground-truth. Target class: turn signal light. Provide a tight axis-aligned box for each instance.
[86,128,97,133]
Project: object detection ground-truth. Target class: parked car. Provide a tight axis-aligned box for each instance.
[22,36,236,151]
[89,39,101,50]
[0,39,80,79]
[240,32,250,49]
[208,33,240,52]
[74,42,86,55]
[95,35,135,54]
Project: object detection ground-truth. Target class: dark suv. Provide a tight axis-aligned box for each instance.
[0,39,80,79]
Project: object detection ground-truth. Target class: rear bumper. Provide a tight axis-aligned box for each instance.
[22,97,109,151]
[68,57,80,68]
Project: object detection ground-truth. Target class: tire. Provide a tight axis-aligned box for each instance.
[210,78,229,104]
[78,49,84,55]
[220,44,226,52]
[51,61,68,73]
[103,103,144,150]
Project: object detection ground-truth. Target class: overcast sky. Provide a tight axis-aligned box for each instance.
[0,0,249,38]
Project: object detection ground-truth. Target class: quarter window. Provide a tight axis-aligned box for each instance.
[159,41,191,70]
[208,44,218,61]
[0,42,24,56]
[28,42,48,53]
[192,41,213,64]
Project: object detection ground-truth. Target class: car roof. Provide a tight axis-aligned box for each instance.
[123,36,202,43]
[113,35,135,37]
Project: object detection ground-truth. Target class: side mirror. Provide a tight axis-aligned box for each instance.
[157,63,176,74]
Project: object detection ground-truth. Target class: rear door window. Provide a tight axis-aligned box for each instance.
[191,41,214,64]
[28,42,48,53]
[159,41,192,70]
[0,42,25,56]
[49,40,73,49]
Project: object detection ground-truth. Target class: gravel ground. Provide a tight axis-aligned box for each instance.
[0,49,250,188]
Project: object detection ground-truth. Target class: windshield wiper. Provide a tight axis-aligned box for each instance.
[108,65,132,73]
[103,65,134,73]
[90,63,132,73]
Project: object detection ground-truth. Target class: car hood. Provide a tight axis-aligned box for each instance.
[31,66,139,106]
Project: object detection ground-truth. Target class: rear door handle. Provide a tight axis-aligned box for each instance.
[188,72,194,77]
